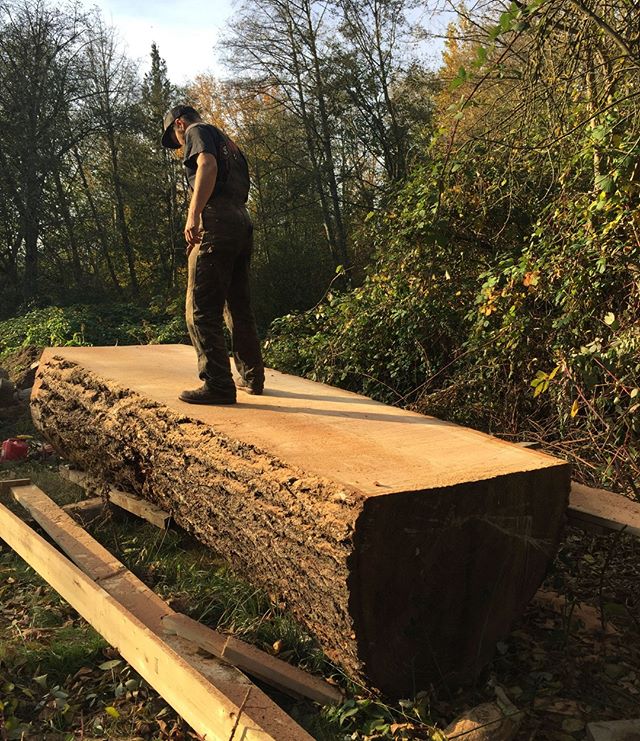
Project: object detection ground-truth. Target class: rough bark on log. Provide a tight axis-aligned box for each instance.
[31,346,571,697]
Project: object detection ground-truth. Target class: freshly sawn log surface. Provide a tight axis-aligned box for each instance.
[31,345,571,695]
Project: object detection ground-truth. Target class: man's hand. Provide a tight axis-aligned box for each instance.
[184,211,202,253]
[185,152,218,255]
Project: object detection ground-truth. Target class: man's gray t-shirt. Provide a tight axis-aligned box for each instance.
[182,122,250,203]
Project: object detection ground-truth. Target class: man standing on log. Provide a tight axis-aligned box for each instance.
[161,105,264,404]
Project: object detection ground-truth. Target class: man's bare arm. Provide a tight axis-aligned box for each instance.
[185,152,218,248]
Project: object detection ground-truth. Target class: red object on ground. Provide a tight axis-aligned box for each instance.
[1,438,30,462]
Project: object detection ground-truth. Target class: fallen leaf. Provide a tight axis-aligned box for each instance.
[562,718,584,733]
[98,659,122,671]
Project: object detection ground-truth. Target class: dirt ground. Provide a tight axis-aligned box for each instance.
[440,526,640,740]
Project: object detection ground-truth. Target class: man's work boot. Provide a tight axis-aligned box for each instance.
[179,384,236,405]
[234,377,263,396]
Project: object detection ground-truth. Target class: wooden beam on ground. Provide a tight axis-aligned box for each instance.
[61,497,105,525]
[58,465,89,487]
[162,613,343,706]
[0,478,31,495]
[568,482,640,538]
[59,466,171,529]
[107,487,171,529]
[14,484,339,707]
[6,483,314,740]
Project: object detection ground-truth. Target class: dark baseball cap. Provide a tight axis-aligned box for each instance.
[161,105,199,148]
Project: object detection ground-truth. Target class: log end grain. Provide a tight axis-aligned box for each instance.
[349,466,570,696]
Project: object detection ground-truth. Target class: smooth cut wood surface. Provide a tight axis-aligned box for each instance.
[37,345,566,496]
[6,485,314,740]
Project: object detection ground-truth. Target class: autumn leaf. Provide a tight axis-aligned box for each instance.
[99,659,122,671]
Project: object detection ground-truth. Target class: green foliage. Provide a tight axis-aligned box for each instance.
[265,86,640,493]
[0,307,88,353]
[0,302,188,358]
[462,178,640,487]
[313,694,435,740]
[265,165,474,404]
[265,275,438,404]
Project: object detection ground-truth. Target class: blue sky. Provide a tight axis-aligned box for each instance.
[83,0,447,85]
[86,0,233,83]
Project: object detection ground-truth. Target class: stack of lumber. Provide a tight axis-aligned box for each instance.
[2,481,341,740]
[31,345,571,695]
[0,481,322,741]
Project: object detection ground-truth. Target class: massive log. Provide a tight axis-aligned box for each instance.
[31,345,570,696]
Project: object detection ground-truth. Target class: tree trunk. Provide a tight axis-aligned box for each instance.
[53,169,83,284]
[106,125,139,297]
[22,175,41,303]
[73,148,123,296]
[163,152,180,290]
[303,0,351,273]
[284,11,343,269]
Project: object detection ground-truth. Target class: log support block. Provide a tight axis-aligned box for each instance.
[569,482,640,537]
[59,466,171,528]
[30,345,571,696]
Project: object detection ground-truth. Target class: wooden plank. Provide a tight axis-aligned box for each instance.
[62,497,105,525]
[163,613,343,706]
[13,484,130,582]
[0,478,31,495]
[7,484,313,740]
[15,483,336,709]
[0,500,268,740]
[59,466,170,529]
[569,483,640,537]
[59,467,171,529]
[107,487,171,529]
[58,465,89,486]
